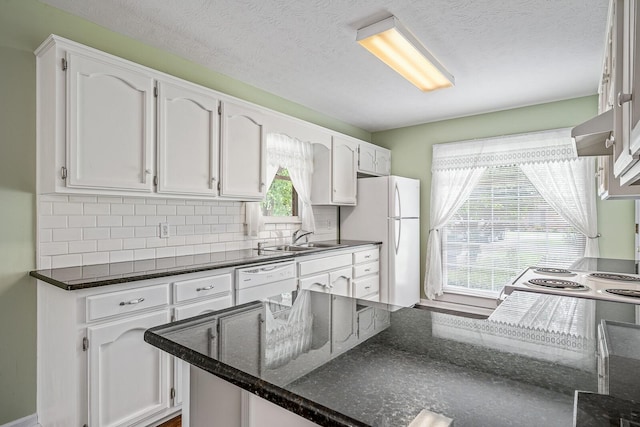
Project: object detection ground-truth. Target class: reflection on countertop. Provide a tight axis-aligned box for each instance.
[145,289,640,427]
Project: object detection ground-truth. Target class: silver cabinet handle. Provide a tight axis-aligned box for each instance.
[364,268,371,272]
[364,255,371,259]
[120,297,145,306]
[145,169,152,174]
[365,286,371,289]
[196,285,214,292]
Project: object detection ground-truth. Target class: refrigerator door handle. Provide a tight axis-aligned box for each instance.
[394,218,401,255]
[395,182,402,219]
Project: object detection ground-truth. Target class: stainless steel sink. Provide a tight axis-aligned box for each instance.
[259,242,347,252]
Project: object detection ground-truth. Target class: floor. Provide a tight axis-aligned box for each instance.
[158,415,181,427]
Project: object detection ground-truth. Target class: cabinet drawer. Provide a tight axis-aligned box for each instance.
[299,273,330,293]
[353,261,379,278]
[353,248,379,264]
[174,294,233,320]
[298,253,352,277]
[173,273,232,303]
[86,283,170,322]
[353,275,379,299]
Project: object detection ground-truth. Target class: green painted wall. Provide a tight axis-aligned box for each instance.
[372,95,636,298]
[0,0,371,423]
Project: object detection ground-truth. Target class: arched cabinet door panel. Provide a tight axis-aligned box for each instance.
[66,51,155,192]
[219,101,266,199]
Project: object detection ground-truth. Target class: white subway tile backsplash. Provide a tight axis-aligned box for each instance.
[52,228,82,242]
[135,204,156,215]
[110,227,135,239]
[176,205,194,215]
[123,238,146,250]
[109,250,134,263]
[84,203,110,215]
[51,254,82,268]
[123,215,145,226]
[84,228,110,240]
[40,216,68,229]
[69,216,96,228]
[36,196,337,269]
[134,248,155,260]
[69,240,97,254]
[53,202,82,215]
[97,216,122,227]
[98,239,123,252]
[157,205,177,215]
[135,226,157,238]
[111,204,134,215]
[40,242,68,256]
[82,252,109,265]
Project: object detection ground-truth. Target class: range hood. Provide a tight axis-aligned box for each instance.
[572,109,614,156]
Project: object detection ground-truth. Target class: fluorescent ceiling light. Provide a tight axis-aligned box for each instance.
[356,16,455,92]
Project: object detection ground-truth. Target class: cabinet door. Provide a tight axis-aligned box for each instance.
[329,267,352,297]
[87,310,170,427]
[66,51,155,192]
[375,148,391,175]
[358,143,377,174]
[331,295,357,355]
[218,306,263,377]
[331,137,357,204]
[220,101,266,199]
[157,81,219,196]
[628,0,640,157]
[614,0,640,177]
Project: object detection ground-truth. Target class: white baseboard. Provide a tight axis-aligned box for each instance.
[1,414,40,427]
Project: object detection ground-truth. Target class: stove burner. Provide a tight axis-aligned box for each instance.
[604,289,640,298]
[588,273,640,282]
[534,267,574,275]
[527,278,589,290]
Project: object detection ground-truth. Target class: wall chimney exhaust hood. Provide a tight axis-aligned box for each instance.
[572,109,614,156]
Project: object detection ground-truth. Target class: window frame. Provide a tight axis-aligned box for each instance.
[261,167,302,224]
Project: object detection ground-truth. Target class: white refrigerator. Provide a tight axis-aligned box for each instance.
[340,176,420,307]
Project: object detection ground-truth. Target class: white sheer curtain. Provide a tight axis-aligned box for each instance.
[521,158,599,257]
[245,133,315,236]
[425,168,486,299]
[426,128,593,299]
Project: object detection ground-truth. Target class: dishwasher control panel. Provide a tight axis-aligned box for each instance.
[235,261,297,290]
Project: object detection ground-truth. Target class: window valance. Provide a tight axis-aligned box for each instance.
[431,128,576,171]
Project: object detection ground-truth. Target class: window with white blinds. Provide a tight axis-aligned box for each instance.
[442,165,586,295]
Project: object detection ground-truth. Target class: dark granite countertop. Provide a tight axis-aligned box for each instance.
[29,240,379,290]
[144,290,640,427]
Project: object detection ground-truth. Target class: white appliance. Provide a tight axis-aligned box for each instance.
[504,266,640,304]
[235,261,297,304]
[340,176,420,307]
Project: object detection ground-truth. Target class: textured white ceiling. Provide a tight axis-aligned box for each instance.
[40,0,609,132]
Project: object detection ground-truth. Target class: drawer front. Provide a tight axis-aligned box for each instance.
[174,295,233,320]
[174,273,232,303]
[353,274,379,299]
[86,283,170,322]
[353,248,379,264]
[353,261,379,278]
[298,253,352,277]
[299,273,330,293]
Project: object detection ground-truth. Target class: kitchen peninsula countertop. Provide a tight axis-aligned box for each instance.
[144,290,640,427]
[29,240,379,290]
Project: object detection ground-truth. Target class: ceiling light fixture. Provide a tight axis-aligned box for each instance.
[356,16,454,92]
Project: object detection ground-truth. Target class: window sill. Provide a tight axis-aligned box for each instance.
[262,216,302,225]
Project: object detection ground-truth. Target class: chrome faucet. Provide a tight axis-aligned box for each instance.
[292,229,313,245]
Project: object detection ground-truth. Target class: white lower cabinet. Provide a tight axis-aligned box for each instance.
[331,295,358,356]
[88,310,171,427]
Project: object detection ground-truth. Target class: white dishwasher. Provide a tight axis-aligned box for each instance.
[235,260,297,304]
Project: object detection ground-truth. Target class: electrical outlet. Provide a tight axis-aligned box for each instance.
[159,222,170,238]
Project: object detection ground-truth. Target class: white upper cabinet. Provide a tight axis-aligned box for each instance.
[357,141,391,176]
[67,52,155,192]
[157,80,219,196]
[332,137,358,204]
[219,101,266,199]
